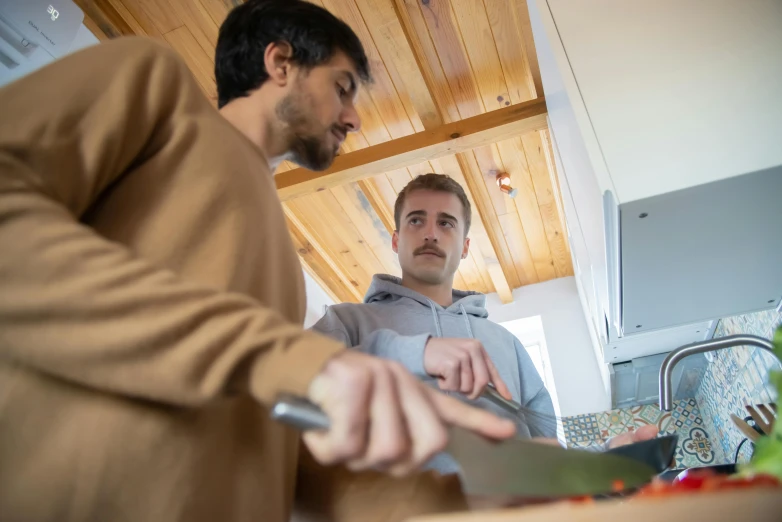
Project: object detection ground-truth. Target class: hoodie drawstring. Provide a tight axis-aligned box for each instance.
[459,304,474,338]
[427,300,444,338]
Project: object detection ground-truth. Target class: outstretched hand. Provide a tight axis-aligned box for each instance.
[606,424,660,449]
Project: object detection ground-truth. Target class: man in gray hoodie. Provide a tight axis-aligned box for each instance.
[312,174,556,474]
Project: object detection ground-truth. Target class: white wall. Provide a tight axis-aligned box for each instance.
[485,276,610,417]
[303,272,335,328]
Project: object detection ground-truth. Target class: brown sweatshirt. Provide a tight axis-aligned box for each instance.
[0,37,348,522]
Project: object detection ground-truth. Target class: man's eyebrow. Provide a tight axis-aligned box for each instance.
[437,212,459,223]
[405,210,426,219]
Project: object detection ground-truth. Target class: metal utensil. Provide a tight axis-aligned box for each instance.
[481,383,522,414]
[271,394,663,498]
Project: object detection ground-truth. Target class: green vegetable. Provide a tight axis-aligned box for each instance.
[738,325,782,480]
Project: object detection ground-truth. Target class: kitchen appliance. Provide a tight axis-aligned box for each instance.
[0,0,83,78]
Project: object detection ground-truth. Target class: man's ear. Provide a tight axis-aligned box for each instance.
[461,237,470,259]
[264,41,293,87]
[392,231,399,254]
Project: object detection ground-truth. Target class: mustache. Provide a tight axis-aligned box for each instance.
[414,245,445,257]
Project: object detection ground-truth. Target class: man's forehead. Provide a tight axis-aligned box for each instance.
[403,190,464,216]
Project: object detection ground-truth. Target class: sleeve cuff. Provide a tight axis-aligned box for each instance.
[249,329,345,404]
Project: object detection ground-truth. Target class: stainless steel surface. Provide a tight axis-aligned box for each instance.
[659,334,778,411]
[270,394,663,498]
[270,394,329,431]
[448,428,658,497]
[482,383,522,414]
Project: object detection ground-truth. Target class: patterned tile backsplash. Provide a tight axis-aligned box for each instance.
[562,399,717,469]
[695,308,781,464]
[561,308,780,469]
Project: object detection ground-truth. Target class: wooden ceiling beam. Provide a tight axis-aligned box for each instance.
[73,0,137,39]
[276,97,547,200]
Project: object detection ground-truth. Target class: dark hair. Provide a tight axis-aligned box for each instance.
[215,0,371,108]
[394,174,472,236]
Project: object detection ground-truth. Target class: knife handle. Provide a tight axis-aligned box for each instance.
[483,383,522,413]
[270,394,331,431]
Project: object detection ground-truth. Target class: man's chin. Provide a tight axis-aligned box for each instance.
[290,152,335,172]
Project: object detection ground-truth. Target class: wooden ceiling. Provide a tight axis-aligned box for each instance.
[77,0,573,304]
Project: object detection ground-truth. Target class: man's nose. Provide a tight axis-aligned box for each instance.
[423,223,439,242]
[341,103,361,133]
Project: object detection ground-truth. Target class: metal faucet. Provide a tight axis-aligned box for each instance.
[659,334,779,411]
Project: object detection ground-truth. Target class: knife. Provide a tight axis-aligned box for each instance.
[271,394,673,498]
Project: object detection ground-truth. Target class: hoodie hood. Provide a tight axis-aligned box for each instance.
[363,274,489,319]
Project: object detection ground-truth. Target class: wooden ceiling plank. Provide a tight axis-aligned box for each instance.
[321,0,416,140]
[330,183,400,277]
[514,0,543,97]
[488,263,513,303]
[73,0,135,38]
[483,0,537,104]
[450,0,510,114]
[287,215,360,304]
[520,131,573,278]
[276,97,548,200]
[119,0,181,36]
[169,0,219,62]
[355,0,428,132]
[431,154,498,294]
[198,0,233,29]
[386,168,415,194]
[296,192,383,292]
[82,15,110,41]
[454,151,521,290]
[496,136,555,282]
[163,26,217,103]
[357,179,396,235]
[287,198,372,298]
[497,211,536,286]
[418,0,484,119]
[472,144,514,218]
[341,129,398,238]
[540,129,574,274]
[393,0,460,124]
[284,205,363,303]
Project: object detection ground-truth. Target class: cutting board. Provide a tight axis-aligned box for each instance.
[406,489,782,522]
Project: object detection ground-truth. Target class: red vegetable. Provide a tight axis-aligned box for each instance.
[635,472,781,498]
[611,479,625,492]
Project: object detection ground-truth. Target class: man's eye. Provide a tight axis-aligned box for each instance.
[440,221,454,228]
[409,218,422,225]
[337,84,347,97]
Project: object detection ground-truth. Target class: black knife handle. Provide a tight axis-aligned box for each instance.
[270,394,330,431]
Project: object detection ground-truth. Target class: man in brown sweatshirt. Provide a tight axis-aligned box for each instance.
[0,1,515,521]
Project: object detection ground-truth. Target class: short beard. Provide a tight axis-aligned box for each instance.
[275,91,335,171]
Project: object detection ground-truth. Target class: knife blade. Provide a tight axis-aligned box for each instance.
[270,394,666,498]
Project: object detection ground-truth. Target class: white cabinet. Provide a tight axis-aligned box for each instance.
[528,0,782,377]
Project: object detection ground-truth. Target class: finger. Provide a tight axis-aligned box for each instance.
[440,358,461,392]
[303,370,369,465]
[347,362,409,472]
[387,367,449,476]
[459,350,474,395]
[429,389,516,440]
[483,348,513,400]
[633,424,659,442]
[468,346,490,400]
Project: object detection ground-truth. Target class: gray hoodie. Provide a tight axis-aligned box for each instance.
[312,274,556,475]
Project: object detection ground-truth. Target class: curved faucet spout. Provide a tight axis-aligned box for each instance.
[659,334,778,411]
